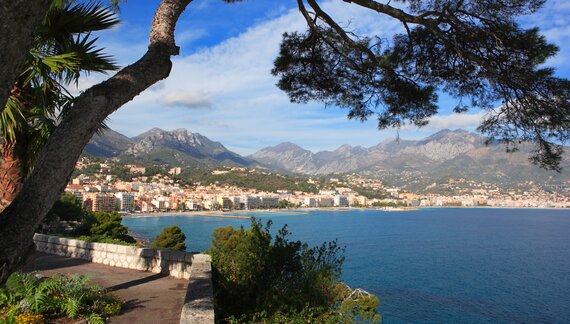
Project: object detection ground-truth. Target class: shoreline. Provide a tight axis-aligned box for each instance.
[122,205,570,219]
[123,211,251,219]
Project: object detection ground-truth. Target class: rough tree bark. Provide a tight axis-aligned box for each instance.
[0,0,193,284]
[0,0,52,112]
[0,143,24,213]
[0,0,51,213]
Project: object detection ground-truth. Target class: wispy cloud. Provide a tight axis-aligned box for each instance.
[176,29,208,45]
[160,90,213,109]
[423,112,485,130]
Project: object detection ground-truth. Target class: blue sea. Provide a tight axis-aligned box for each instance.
[123,208,570,323]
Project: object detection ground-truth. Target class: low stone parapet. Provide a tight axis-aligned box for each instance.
[180,254,214,323]
[33,233,194,279]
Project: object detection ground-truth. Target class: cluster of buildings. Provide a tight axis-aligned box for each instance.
[65,174,357,213]
[68,160,570,213]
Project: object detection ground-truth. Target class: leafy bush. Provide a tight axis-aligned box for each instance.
[150,226,186,251]
[73,211,136,245]
[0,272,122,323]
[209,218,380,323]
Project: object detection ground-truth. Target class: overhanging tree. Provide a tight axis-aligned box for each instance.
[0,0,193,283]
[273,0,570,170]
[0,0,569,283]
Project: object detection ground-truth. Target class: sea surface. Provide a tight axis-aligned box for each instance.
[123,208,570,323]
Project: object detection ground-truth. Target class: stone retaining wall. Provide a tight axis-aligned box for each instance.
[33,233,193,279]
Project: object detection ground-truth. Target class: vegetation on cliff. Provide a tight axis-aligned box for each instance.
[209,219,380,323]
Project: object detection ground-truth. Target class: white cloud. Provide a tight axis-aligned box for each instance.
[160,90,213,109]
[423,112,485,130]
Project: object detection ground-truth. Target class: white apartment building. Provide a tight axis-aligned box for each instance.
[334,195,349,207]
[115,192,135,212]
[241,195,260,209]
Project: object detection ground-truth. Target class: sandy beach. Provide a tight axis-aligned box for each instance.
[122,211,251,219]
[121,206,423,219]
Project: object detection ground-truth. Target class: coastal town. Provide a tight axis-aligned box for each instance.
[2,1,570,323]
[66,157,570,214]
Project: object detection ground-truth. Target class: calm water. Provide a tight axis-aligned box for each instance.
[123,208,570,323]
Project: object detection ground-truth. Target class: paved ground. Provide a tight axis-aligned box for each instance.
[23,252,188,324]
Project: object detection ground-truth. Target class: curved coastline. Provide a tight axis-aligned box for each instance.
[121,206,421,219]
[122,205,569,220]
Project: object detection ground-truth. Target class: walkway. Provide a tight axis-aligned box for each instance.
[23,252,188,324]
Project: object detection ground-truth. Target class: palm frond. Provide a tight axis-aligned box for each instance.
[31,52,81,80]
[0,97,26,143]
[41,2,120,42]
[95,117,111,136]
[1,0,119,179]
[62,33,118,85]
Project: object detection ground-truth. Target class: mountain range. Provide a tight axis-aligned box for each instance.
[85,128,569,190]
[250,129,505,174]
[85,128,256,168]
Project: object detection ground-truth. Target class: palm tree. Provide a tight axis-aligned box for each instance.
[0,1,119,212]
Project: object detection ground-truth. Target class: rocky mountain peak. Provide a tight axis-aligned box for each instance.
[126,128,212,155]
[423,129,481,143]
[388,129,481,162]
[131,127,166,141]
[86,127,254,168]
[265,142,307,153]
[335,144,352,154]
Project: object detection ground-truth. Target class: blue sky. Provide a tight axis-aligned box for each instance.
[77,0,570,155]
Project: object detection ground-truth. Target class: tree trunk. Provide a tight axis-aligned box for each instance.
[0,142,24,213]
[0,0,193,284]
[0,0,49,212]
[0,0,52,112]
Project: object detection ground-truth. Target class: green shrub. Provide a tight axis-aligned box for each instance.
[209,218,380,323]
[0,272,122,323]
[73,211,136,245]
[150,226,186,251]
